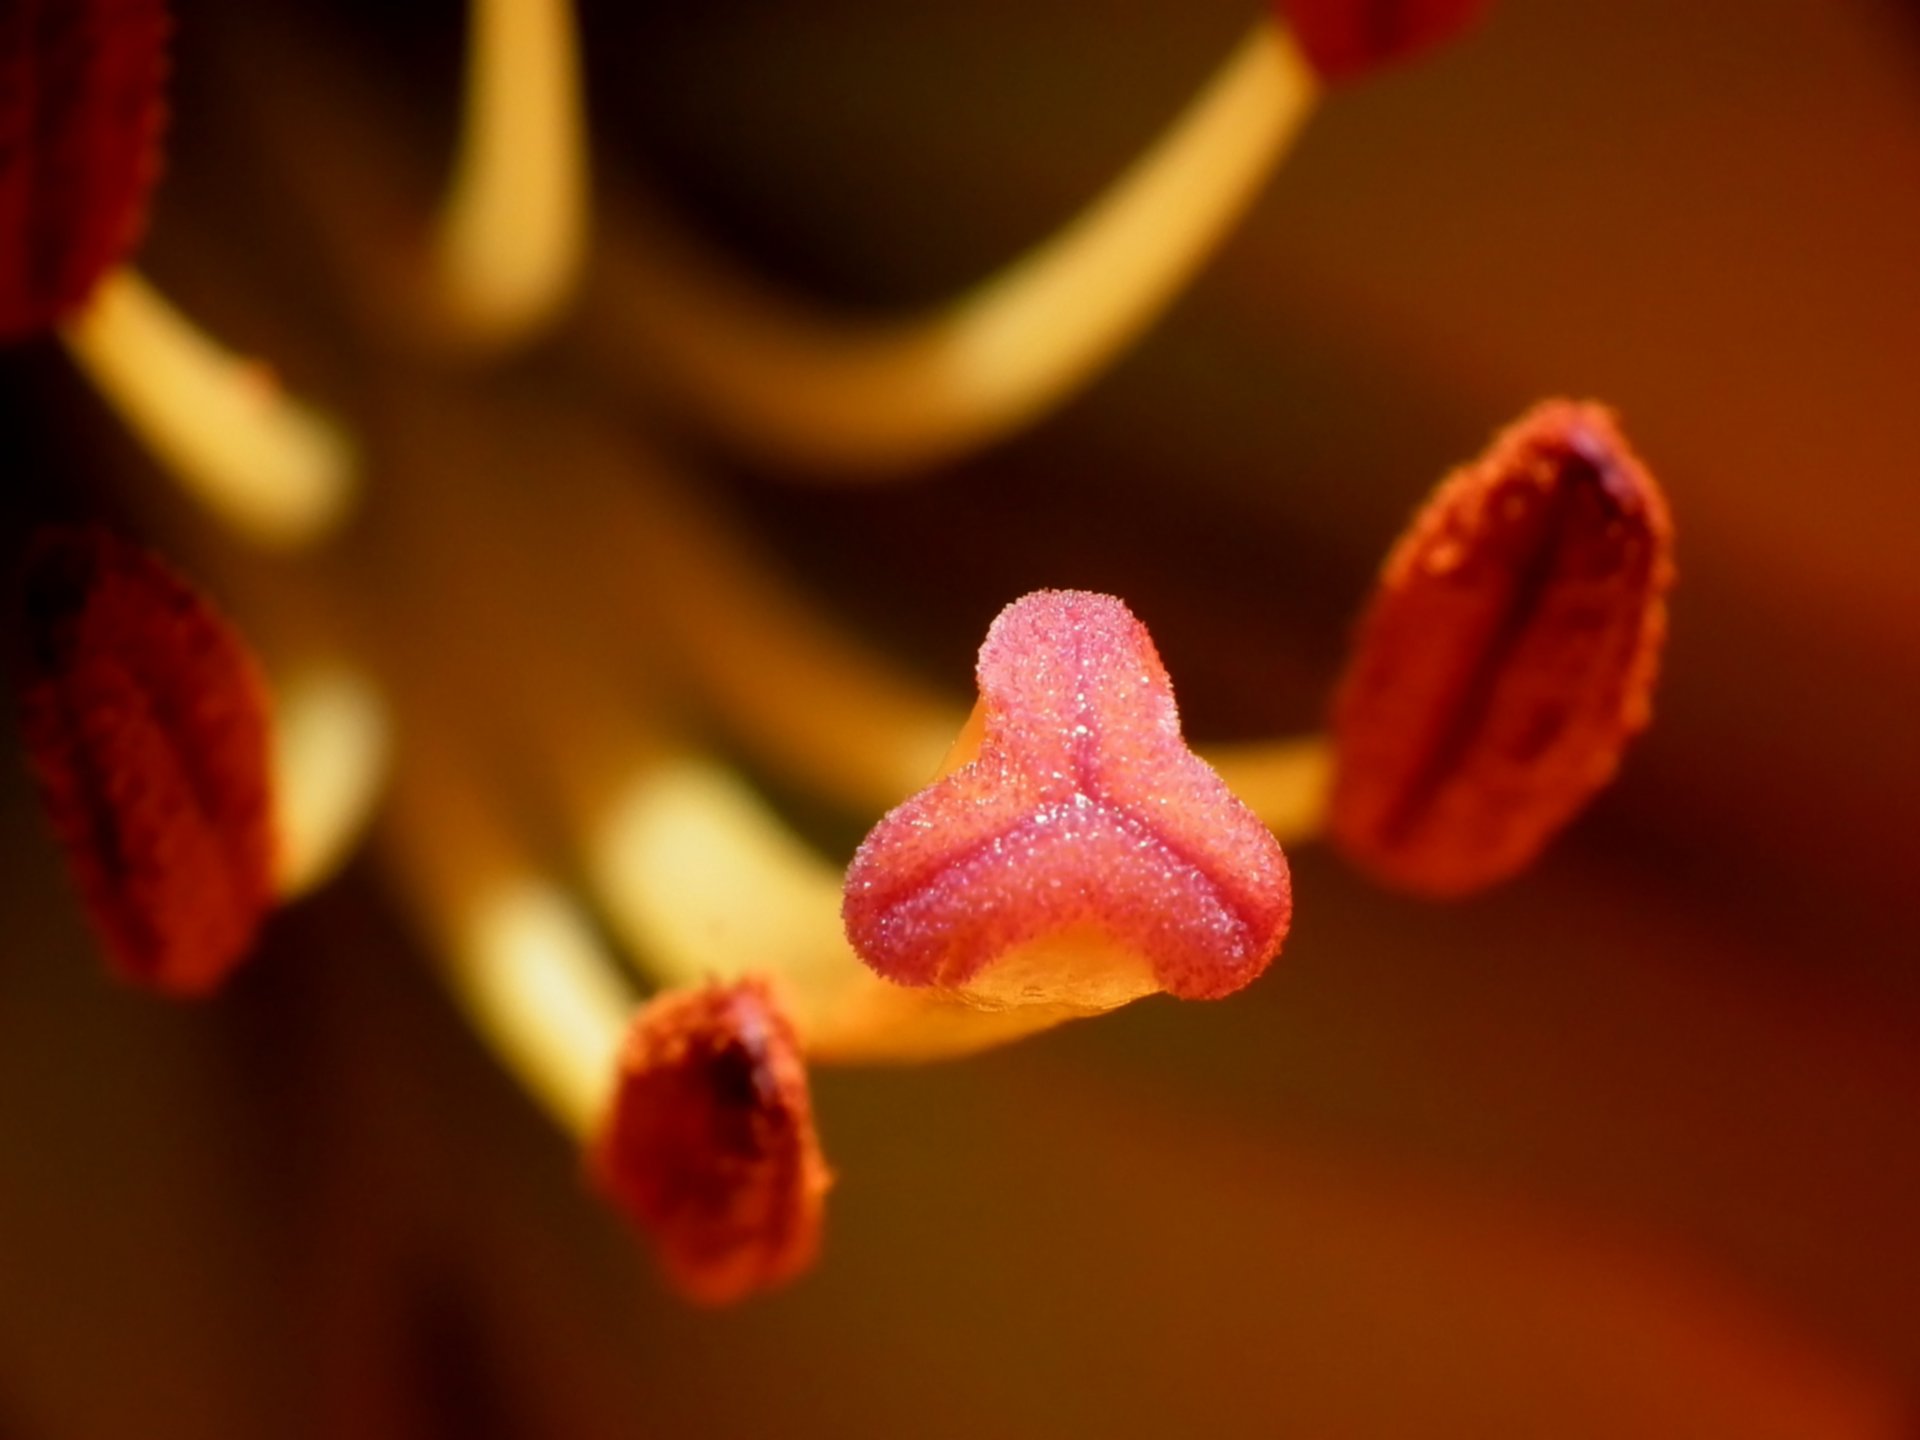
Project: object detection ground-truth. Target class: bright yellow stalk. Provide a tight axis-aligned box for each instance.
[380,715,633,1138]
[589,757,1084,1064]
[604,439,1333,835]
[271,665,392,898]
[591,17,1318,472]
[396,418,1069,1063]
[586,453,958,813]
[61,270,357,548]
[1204,736,1333,842]
[432,0,589,347]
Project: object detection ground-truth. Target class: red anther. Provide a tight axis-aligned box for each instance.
[16,527,275,994]
[843,591,1291,1010]
[1276,0,1491,84]
[1330,400,1675,897]
[591,979,830,1307]
[0,0,170,340]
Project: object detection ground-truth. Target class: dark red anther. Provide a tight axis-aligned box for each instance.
[591,979,831,1307]
[16,527,276,994]
[0,0,170,340]
[1276,0,1491,84]
[1329,400,1674,897]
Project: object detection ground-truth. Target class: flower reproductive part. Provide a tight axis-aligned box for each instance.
[1276,0,1492,84]
[591,978,831,1307]
[0,0,169,340]
[1329,399,1675,897]
[15,526,276,994]
[843,590,1292,1013]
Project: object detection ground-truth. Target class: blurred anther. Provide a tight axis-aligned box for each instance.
[1276,0,1492,84]
[16,527,276,994]
[592,979,831,1307]
[0,0,167,339]
[1329,399,1674,896]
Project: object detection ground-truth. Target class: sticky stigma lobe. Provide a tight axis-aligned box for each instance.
[16,527,276,995]
[0,0,172,340]
[591,979,831,1308]
[1329,399,1675,897]
[1275,0,1492,84]
[842,590,1291,1012]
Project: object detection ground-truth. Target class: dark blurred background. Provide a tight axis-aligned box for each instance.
[2,0,1918,1434]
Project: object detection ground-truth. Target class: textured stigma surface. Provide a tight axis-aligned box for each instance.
[16,528,275,994]
[1276,0,1493,84]
[843,591,1291,1007]
[0,0,169,338]
[591,979,831,1308]
[1330,400,1674,897]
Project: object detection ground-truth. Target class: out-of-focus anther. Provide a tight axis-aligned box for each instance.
[591,978,831,1306]
[1329,399,1675,896]
[15,527,276,995]
[1274,0,1492,84]
[0,0,168,341]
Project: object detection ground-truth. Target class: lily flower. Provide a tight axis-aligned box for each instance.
[7,0,1906,1434]
[8,0,1653,1299]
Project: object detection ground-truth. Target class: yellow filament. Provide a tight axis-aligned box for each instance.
[271,665,392,898]
[592,18,1318,472]
[589,756,1092,1065]
[381,730,633,1139]
[155,433,631,1138]
[609,443,1333,836]
[60,269,357,549]
[1205,736,1333,840]
[591,456,958,814]
[455,882,630,1137]
[433,0,588,346]
[390,421,1069,1062]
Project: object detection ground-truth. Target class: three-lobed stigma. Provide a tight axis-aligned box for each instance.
[843,590,1292,1013]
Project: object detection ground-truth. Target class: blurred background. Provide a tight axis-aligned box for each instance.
[2,0,1918,1433]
